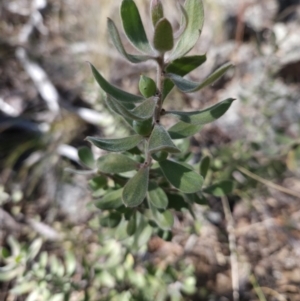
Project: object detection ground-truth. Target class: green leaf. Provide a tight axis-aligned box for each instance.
[98,154,139,174]
[139,75,157,98]
[0,266,21,281]
[166,55,206,75]
[107,18,153,64]
[168,121,202,139]
[148,124,180,153]
[126,212,137,235]
[65,251,76,276]
[166,193,189,210]
[147,181,168,209]
[28,238,43,260]
[153,18,174,52]
[78,146,95,168]
[167,62,233,92]
[162,55,206,100]
[133,118,153,136]
[149,202,174,230]
[185,192,207,205]
[151,0,164,27]
[86,135,143,152]
[89,176,107,190]
[120,0,153,54]
[159,160,203,193]
[100,212,122,228]
[122,167,149,207]
[203,180,234,196]
[89,63,144,103]
[199,156,210,179]
[151,151,168,161]
[170,0,204,60]
[173,4,188,39]
[95,189,123,210]
[106,95,156,121]
[166,98,235,125]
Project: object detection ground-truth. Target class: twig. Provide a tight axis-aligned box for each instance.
[221,195,239,301]
[237,166,300,199]
[249,274,267,301]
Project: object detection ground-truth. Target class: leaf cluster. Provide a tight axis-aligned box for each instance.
[82,0,235,239]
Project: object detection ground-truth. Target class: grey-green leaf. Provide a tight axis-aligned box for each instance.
[106,95,156,121]
[174,4,188,39]
[122,167,149,207]
[149,203,174,230]
[170,0,204,60]
[200,156,210,179]
[203,180,234,196]
[98,154,139,174]
[89,63,144,103]
[151,0,164,27]
[121,0,153,54]
[166,98,235,125]
[159,159,203,193]
[147,181,168,209]
[95,189,123,210]
[162,55,206,100]
[153,18,174,52]
[86,135,143,152]
[168,121,202,139]
[148,124,180,154]
[107,18,153,64]
[78,146,95,168]
[167,62,233,93]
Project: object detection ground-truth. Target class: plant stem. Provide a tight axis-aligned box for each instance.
[155,55,165,122]
[237,166,300,199]
[221,195,240,301]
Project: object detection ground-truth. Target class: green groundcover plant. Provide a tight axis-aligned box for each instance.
[79,0,235,238]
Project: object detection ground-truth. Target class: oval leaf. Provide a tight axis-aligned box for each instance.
[122,166,149,207]
[107,18,153,64]
[168,121,202,139]
[126,212,137,235]
[199,156,210,179]
[166,98,235,125]
[159,159,203,193]
[149,203,174,230]
[151,0,164,27]
[86,135,143,152]
[153,18,174,52]
[121,0,153,54]
[148,124,180,153]
[139,75,157,98]
[100,212,122,228]
[147,181,168,209]
[170,0,204,60]
[98,154,139,174]
[203,180,234,196]
[89,63,144,103]
[78,146,95,168]
[95,189,123,210]
[167,62,233,93]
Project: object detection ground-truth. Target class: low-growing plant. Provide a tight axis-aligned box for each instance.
[80,0,234,238]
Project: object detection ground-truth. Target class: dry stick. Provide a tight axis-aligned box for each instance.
[221,195,239,301]
[237,166,300,199]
